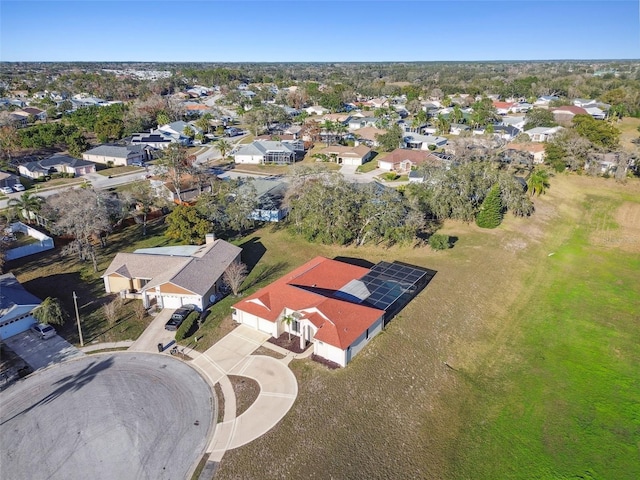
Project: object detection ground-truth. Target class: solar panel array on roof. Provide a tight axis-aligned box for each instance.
[358,261,431,314]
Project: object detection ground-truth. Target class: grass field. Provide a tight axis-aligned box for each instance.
[215,175,640,479]
[617,116,640,152]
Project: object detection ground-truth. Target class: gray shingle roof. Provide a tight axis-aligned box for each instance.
[0,272,41,316]
[84,145,144,158]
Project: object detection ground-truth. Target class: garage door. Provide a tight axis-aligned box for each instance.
[0,315,35,341]
[161,296,185,309]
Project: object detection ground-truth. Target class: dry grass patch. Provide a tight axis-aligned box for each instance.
[229,375,260,417]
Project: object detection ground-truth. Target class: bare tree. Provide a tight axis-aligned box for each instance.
[44,189,115,272]
[223,260,248,296]
[133,301,147,321]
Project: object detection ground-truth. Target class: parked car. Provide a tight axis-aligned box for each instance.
[30,323,56,340]
[131,160,145,167]
[12,183,25,192]
[165,304,197,331]
[0,186,14,194]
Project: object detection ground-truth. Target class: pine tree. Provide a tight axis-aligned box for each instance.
[476,184,503,229]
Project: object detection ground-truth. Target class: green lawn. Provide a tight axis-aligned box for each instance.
[451,191,640,479]
[96,165,142,177]
[356,160,379,173]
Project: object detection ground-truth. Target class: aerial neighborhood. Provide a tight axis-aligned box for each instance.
[0,57,638,480]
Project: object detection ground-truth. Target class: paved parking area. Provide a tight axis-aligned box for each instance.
[0,352,214,480]
[3,331,84,370]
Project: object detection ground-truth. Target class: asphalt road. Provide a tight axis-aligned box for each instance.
[0,353,214,480]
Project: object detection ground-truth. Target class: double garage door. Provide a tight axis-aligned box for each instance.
[160,295,200,310]
[0,315,35,341]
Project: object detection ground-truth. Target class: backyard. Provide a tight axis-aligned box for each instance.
[213,175,640,479]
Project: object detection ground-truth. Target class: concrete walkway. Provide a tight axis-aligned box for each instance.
[191,325,298,461]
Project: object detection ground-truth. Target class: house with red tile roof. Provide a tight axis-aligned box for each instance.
[232,256,433,367]
[492,101,516,115]
[549,105,588,123]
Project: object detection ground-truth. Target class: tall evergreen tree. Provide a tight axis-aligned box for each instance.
[476,184,503,229]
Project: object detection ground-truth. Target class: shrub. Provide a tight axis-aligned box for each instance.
[175,311,199,341]
[428,234,451,250]
[384,172,399,181]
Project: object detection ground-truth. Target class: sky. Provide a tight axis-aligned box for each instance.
[1,0,638,62]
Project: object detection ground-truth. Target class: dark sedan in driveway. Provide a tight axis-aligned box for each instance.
[164,304,197,331]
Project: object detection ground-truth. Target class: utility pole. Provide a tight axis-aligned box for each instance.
[72,291,84,347]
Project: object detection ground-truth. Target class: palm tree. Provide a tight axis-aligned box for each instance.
[8,192,44,224]
[434,114,450,135]
[527,168,551,196]
[216,139,232,159]
[281,314,294,341]
[322,120,336,146]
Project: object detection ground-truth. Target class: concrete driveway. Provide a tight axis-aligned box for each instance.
[128,309,177,353]
[0,352,213,480]
[3,331,84,371]
[191,325,298,459]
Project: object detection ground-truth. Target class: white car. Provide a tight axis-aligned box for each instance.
[30,323,56,340]
[12,184,25,192]
[0,186,14,194]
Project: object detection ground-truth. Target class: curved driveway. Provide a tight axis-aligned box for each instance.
[0,353,214,480]
[191,325,298,459]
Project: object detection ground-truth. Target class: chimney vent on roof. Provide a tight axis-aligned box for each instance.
[205,233,216,244]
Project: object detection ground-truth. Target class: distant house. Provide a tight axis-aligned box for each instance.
[403,133,447,150]
[18,155,96,179]
[0,272,42,340]
[21,107,47,121]
[573,98,597,108]
[254,135,305,153]
[305,105,330,116]
[247,178,289,222]
[526,126,563,143]
[378,148,442,172]
[549,105,588,123]
[534,95,560,107]
[232,256,433,367]
[500,115,527,131]
[83,145,149,166]
[492,125,522,141]
[103,235,241,311]
[505,143,546,164]
[234,141,296,165]
[492,101,516,115]
[584,106,607,120]
[354,126,387,147]
[130,132,173,150]
[317,144,373,166]
[348,117,378,130]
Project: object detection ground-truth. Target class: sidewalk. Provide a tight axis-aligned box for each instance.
[80,340,134,353]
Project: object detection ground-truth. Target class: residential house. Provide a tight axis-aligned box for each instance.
[505,143,546,164]
[584,106,607,120]
[534,95,560,107]
[492,125,522,141]
[232,256,433,367]
[0,272,42,340]
[305,105,330,116]
[526,126,563,142]
[378,148,442,172]
[9,111,29,126]
[450,123,470,136]
[254,135,305,153]
[18,155,96,179]
[317,144,373,166]
[549,105,588,123]
[130,132,173,150]
[492,101,516,115]
[348,117,378,130]
[363,97,389,109]
[157,121,202,142]
[234,141,296,165]
[500,115,527,131]
[403,133,447,150]
[573,98,597,108]
[354,126,386,147]
[83,144,149,167]
[21,107,47,121]
[103,235,241,311]
[247,178,289,222]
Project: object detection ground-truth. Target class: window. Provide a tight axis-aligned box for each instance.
[292,320,300,333]
[366,328,369,340]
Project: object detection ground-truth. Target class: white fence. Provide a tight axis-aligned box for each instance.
[5,222,55,261]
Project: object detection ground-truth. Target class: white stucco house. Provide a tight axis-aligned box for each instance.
[234,141,296,165]
[232,256,432,367]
